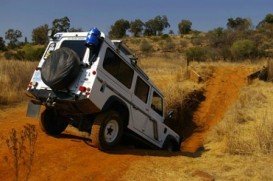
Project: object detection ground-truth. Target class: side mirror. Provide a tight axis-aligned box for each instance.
[167,110,174,120]
[47,29,53,38]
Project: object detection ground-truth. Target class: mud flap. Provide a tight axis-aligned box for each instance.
[26,101,41,118]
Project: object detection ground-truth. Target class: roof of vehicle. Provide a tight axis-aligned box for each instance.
[54,31,164,97]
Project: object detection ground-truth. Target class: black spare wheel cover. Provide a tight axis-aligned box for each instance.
[41,47,81,90]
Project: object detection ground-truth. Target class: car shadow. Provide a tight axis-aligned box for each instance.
[56,133,209,158]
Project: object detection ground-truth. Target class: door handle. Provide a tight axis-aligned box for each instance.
[132,105,138,110]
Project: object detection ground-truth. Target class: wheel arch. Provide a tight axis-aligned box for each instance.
[101,96,130,128]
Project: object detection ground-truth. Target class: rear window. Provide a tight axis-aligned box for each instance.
[60,40,86,60]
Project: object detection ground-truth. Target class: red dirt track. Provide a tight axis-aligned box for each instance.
[181,66,251,153]
[0,65,251,180]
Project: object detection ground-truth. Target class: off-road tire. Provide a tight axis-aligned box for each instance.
[163,136,179,152]
[40,109,69,136]
[90,111,123,151]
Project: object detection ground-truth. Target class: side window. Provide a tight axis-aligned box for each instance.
[134,77,150,103]
[151,91,163,116]
[103,48,134,89]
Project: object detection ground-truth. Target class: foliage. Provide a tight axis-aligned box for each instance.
[52,16,70,34]
[230,39,256,60]
[169,30,174,35]
[185,47,207,62]
[258,13,273,28]
[5,29,22,48]
[32,24,49,45]
[144,15,170,36]
[109,19,130,38]
[130,19,144,37]
[140,39,153,53]
[178,20,192,34]
[22,44,45,61]
[0,37,6,51]
[4,45,45,61]
[227,17,252,31]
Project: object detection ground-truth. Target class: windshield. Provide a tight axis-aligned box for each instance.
[60,40,87,60]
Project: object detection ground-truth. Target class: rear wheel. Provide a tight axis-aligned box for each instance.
[90,111,123,150]
[40,109,69,136]
[163,136,179,152]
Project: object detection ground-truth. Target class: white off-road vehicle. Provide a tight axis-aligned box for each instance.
[26,28,180,151]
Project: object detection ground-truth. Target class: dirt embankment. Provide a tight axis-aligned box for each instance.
[180,66,251,153]
[0,65,251,180]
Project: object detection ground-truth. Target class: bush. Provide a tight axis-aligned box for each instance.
[231,39,257,60]
[140,40,153,53]
[160,34,170,40]
[185,47,207,62]
[163,40,175,52]
[14,50,25,60]
[23,45,45,61]
[4,51,15,60]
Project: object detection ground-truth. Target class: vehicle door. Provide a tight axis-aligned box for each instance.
[131,76,151,135]
[149,89,164,141]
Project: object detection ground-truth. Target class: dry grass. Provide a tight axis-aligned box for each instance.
[0,59,37,106]
[208,80,273,155]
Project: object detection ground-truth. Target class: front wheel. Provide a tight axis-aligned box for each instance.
[90,111,123,151]
[40,108,69,136]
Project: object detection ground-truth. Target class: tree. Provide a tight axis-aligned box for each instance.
[5,29,22,48]
[178,20,192,34]
[257,13,273,28]
[129,19,144,37]
[144,15,170,36]
[32,24,49,45]
[0,37,6,51]
[109,19,130,38]
[227,17,251,31]
[52,16,70,33]
[169,30,174,35]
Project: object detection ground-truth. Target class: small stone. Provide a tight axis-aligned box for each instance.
[192,170,215,181]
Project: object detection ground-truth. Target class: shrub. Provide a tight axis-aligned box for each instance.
[160,34,170,40]
[140,40,153,53]
[4,51,15,60]
[14,50,25,60]
[231,39,256,60]
[5,124,38,180]
[185,47,207,62]
[163,40,175,52]
[23,45,45,61]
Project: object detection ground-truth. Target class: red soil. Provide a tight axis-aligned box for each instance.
[180,66,251,153]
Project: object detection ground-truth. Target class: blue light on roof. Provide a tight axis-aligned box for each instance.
[85,28,101,47]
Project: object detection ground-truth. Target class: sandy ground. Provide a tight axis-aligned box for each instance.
[1,65,269,181]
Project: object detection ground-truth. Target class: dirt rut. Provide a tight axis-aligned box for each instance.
[180,66,251,153]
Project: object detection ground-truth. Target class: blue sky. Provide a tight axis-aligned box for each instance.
[0,0,272,41]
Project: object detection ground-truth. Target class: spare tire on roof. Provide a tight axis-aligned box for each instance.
[41,47,81,91]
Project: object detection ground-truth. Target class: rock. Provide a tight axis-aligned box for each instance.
[192,170,215,181]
